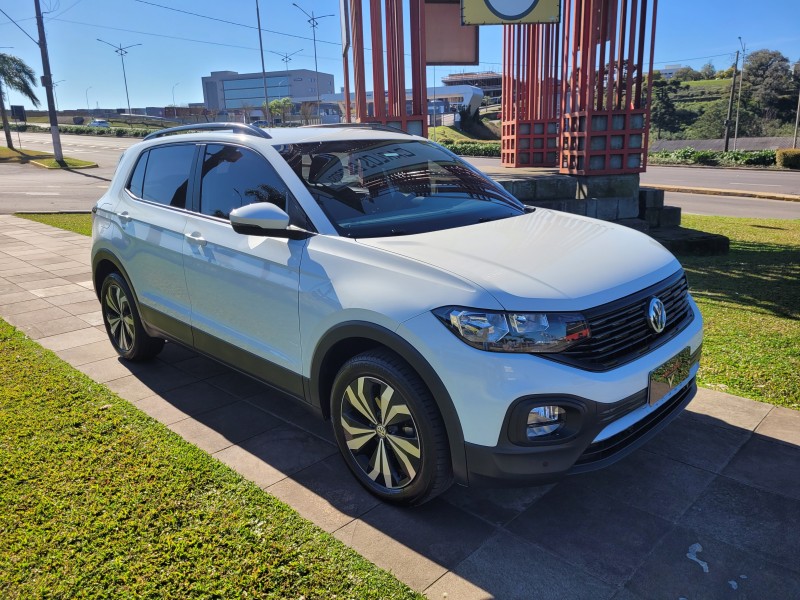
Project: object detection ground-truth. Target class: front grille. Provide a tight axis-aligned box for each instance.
[554,270,693,371]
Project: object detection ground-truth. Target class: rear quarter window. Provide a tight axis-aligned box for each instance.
[127,144,196,209]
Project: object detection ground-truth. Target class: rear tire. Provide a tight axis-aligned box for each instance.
[100,272,164,361]
[331,349,452,505]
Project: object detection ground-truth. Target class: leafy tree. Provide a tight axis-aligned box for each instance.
[743,49,797,122]
[699,62,716,80]
[683,98,760,139]
[299,102,314,125]
[650,79,686,138]
[0,53,41,149]
[715,66,735,80]
[269,97,293,125]
[672,66,703,82]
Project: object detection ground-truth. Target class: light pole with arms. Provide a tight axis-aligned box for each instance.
[97,39,141,115]
[293,3,333,119]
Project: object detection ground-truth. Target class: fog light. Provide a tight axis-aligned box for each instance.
[527,406,566,439]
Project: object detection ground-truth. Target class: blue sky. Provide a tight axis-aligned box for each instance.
[1,0,798,110]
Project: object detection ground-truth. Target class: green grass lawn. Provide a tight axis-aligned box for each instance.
[679,215,800,408]
[0,318,420,599]
[15,212,93,236]
[0,146,97,169]
[18,211,799,408]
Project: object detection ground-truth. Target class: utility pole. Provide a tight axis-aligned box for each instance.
[255,0,269,123]
[794,82,799,149]
[723,50,739,152]
[734,38,746,151]
[34,0,63,162]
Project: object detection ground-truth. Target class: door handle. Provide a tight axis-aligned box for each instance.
[185,232,207,247]
[118,211,132,224]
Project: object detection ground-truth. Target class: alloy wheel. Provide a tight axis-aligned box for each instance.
[103,282,135,353]
[340,375,421,490]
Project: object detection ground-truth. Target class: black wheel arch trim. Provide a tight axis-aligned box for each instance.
[309,321,468,484]
[91,248,193,344]
[92,249,137,303]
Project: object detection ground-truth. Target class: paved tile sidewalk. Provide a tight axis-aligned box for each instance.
[2,214,799,599]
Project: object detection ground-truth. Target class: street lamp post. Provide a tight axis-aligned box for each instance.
[255,0,269,124]
[270,49,303,75]
[794,61,800,149]
[85,86,92,111]
[52,80,64,112]
[97,39,141,115]
[172,82,180,119]
[269,50,302,126]
[733,37,746,151]
[293,3,333,120]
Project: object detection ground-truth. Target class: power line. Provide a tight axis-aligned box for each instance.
[0,7,40,46]
[133,0,340,47]
[52,18,260,51]
[653,53,732,65]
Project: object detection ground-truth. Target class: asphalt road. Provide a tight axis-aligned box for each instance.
[641,165,800,197]
[467,157,800,197]
[2,131,799,218]
[658,192,800,219]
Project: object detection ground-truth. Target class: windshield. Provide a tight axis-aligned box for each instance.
[275,139,524,238]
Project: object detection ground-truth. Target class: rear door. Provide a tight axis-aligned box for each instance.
[181,143,310,397]
[114,143,197,343]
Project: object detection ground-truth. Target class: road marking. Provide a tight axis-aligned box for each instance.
[734,183,781,187]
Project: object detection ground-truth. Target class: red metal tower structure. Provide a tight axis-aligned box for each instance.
[347,0,428,136]
[502,0,658,175]
[501,22,562,167]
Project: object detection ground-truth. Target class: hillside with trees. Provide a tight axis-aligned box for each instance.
[649,49,799,141]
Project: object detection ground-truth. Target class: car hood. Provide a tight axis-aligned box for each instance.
[357,209,681,311]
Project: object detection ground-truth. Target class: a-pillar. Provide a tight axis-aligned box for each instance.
[501,22,561,167]
[560,0,657,175]
[348,0,427,136]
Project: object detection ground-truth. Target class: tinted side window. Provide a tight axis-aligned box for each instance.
[199,144,290,220]
[127,150,148,198]
[140,144,196,208]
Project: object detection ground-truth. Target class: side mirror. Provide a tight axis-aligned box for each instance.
[230,202,289,234]
[229,203,311,239]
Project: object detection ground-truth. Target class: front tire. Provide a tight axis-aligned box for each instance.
[331,349,452,505]
[100,272,164,361]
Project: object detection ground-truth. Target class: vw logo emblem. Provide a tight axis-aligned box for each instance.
[647,297,667,333]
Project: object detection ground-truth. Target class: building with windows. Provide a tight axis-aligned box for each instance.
[202,70,335,115]
[441,72,502,101]
[656,64,684,80]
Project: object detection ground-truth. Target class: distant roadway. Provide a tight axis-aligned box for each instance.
[2,131,799,219]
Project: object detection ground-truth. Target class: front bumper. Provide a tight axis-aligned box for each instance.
[464,375,697,486]
[398,297,703,486]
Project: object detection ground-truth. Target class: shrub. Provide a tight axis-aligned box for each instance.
[438,140,501,157]
[776,149,800,169]
[647,148,777,167]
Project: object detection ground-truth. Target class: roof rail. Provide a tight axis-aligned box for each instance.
[302,122,411,135]
[143,122,272,141]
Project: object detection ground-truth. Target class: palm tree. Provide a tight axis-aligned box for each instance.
[0,53,41,149]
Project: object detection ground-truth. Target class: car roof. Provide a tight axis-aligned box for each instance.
[140,123,424,147]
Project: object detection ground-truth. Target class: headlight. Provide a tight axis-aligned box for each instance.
[433,306,590,353]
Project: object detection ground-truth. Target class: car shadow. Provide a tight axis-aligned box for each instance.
[117,342,800,598]
[680,238,800,320]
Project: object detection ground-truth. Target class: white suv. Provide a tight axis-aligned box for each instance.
[91,123,702,505]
